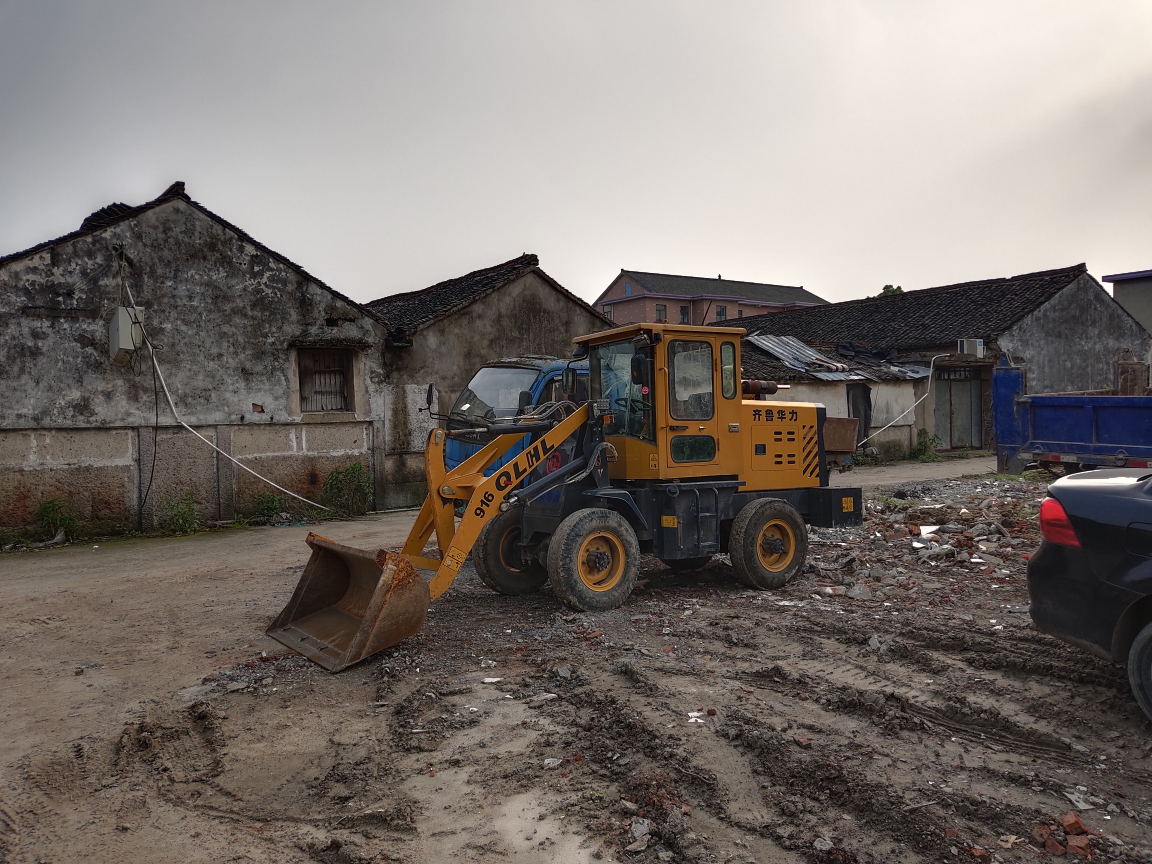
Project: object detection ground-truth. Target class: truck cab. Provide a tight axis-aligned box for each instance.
[444,356,589,471]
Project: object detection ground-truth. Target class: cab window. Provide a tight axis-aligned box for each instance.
[668,340,714,420]
[721,341,737,399]
[589,340,654,442]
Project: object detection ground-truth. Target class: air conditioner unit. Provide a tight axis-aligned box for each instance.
[109,306,144,366]
[957,338,985,359]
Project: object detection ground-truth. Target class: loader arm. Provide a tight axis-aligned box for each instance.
[402,404,591,599]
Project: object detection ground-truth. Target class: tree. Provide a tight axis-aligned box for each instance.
[876,284,903,297]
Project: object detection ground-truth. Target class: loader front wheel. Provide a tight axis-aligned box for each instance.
[547,508,640,612]
[729,498,807,590]
[473,507,547,595]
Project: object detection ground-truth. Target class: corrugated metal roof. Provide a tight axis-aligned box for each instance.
[747,333,929,382]
[748,334,849,373]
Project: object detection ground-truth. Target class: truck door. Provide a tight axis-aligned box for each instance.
[663,339,720,470]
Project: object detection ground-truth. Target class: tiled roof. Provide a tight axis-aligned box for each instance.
[742,264,1088,351]
[0,182,380,324]
[740,336,921,384]
[367,254,609,335]
[615,270,827,306]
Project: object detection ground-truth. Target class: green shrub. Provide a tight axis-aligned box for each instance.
[251,490,283,519]
[158,491,201,535]
[323,462,372,516]
[910,429,944,463]
[33,498,76,541]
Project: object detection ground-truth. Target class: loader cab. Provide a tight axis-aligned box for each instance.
[577,324,747,480]
[444,357,589,471]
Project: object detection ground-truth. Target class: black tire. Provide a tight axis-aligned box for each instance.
[729,498,807,590]
[1127,619,1152,722]
[660,557,712,572]
[547,508,640,612]
[473,507,547,595]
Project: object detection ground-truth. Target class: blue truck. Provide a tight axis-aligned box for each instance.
[444,356,589,471]
[994,355,1152,475]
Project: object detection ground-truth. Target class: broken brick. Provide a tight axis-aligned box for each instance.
[945,828,960,839]
[793,736,812,749]
[1030,826,1052,846]
[1061,812,1087,836]
[1045,836,1066,856]
[971,847,990,862]
[1065,835,1091,858]
[707,708,717,716]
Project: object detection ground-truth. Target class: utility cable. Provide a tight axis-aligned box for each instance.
[118,277,331,513]
[857,354,949,448]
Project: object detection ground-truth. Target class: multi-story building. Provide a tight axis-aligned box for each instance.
[595,270,826,326]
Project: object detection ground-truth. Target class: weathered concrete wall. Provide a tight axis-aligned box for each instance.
[0,428,137,526]
[1000,275,1152,395]
[378,271,608,508]
[0,198,382,430]
[0,196,387,527]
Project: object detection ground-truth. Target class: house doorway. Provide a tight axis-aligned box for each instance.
[933,367,985,449]
[846,382,872,448]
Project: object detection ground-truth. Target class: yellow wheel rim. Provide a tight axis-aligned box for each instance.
[498,524,525,573]
[756,519,795,572]
[577,531,626,592]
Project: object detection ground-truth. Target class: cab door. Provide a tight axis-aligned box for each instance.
[662,338,720,472]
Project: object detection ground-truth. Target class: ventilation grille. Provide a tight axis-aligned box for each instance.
[802,424,820,477]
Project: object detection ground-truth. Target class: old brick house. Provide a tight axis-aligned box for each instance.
[595,270,826,326]
[0,184,606,530]
[742,264,1151,453]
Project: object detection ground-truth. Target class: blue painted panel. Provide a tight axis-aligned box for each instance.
[1031,405,1093,443]
[1097,406,1152,445]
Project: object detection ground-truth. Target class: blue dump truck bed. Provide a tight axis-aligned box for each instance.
[994,358,1152,474]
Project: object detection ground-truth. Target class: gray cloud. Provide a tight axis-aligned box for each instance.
[1,1,1150,303]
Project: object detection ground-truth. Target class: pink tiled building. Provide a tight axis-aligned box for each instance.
[594,270,827,326]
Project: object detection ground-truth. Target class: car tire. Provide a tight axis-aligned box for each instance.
[473,508,547,595]
[729,498,807,590]
[1127,619,1152,722]
[547,508,640,612]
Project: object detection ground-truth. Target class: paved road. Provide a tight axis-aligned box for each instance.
[829,455,997,488]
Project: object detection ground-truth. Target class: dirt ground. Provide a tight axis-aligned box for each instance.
[2,463,1151,864]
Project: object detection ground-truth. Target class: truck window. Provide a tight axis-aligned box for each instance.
[449,366,539,427]
[721,341,737,399]
[668,340,714,420]
[589,340,653,442]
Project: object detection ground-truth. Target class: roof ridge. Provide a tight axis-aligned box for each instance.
[621,268,803,290]
[367,253,538,307]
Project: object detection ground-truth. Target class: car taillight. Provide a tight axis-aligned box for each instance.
[1039,497,1080,548]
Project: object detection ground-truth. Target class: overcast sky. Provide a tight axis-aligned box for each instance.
[1,2,1150,305]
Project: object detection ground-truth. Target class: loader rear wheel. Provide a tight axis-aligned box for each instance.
[473,507,547,595]
[547,508,640,612]
[729,498,807,590]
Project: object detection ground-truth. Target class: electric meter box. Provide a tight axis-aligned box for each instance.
[109,306,144,366]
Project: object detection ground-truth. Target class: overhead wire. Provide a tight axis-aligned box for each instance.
[115,251,330,512]
[856,354,949,447]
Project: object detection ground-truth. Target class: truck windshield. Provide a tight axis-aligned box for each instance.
[589,340,653,442]
[450,366,539,427]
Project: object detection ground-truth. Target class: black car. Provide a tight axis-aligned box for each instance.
[1028,468,1152,719]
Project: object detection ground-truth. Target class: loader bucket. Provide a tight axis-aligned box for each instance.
[266,533,430,672]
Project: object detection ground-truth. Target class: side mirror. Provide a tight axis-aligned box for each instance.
[630,353,648,386]
[425,383,435,409]
[562,367,577,395]
[517,389,534,415]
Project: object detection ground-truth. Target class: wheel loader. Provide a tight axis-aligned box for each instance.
[268,323,863,671]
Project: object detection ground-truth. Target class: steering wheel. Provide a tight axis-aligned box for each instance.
[613,397,649,414]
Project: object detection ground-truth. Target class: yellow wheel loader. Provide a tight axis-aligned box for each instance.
[268,324,863,671]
